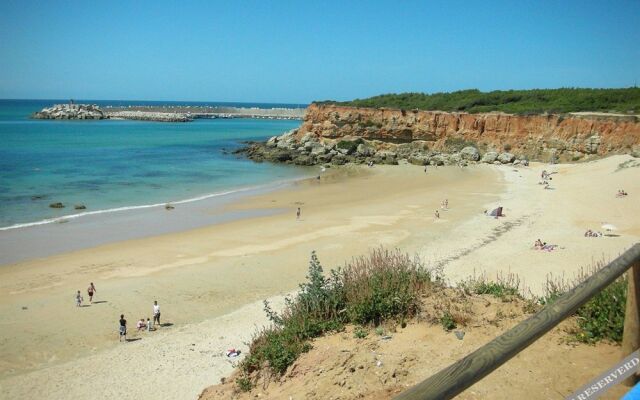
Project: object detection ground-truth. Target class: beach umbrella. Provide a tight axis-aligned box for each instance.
[601,223,617,231]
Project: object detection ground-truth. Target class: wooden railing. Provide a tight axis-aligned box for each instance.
[395,243,640,400]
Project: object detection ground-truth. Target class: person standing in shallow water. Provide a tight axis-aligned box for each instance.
[87,282,96,303]
[119,314,127,342]
[153,301,161,327]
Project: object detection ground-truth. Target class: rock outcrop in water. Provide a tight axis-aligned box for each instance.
[237,104,640,166]
[33,104,105,120]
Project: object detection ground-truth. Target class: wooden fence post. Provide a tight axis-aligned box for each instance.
[623,261,640,386]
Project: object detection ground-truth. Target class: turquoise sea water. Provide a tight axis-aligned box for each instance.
[0,100,308,229]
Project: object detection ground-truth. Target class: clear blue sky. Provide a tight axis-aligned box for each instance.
[0,0,638,103]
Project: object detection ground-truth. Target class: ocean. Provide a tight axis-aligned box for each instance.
[0,99,309,230]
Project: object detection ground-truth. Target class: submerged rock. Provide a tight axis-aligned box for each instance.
[49,202,65,208]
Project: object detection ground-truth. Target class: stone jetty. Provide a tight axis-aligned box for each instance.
[32,104,105,120]
[32,104,305,122]
[106,110,191,122]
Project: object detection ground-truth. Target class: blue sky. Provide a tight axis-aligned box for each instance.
[0,0,638,103]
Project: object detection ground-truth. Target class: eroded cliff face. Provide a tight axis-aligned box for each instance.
[296,104,640,161]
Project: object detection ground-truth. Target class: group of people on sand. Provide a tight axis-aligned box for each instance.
[119,300,162,342]
[434,199,449,219]
[75,282,97,307]
[584,229,603,238]
[616,189,629,197]
[533,239,558,252]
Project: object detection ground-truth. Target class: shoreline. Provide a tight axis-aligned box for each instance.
[0,176,317,265]
[0,162,502,382]
[0,156,638,400]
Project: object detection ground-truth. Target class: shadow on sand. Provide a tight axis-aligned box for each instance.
[92,300,108,304]
[160,323,173,327]
[125,338,142,342]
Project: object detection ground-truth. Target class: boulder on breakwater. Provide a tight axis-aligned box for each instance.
[33,104,105,120]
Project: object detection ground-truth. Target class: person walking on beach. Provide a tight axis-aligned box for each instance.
[87,282,96,303]
[75,290,83,307]
[296,207,301,220]
[153,301,161,327]
[435,210,440,219]
[119,314,127,342]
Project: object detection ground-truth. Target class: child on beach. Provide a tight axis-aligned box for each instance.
[75,290,83,307]
[137,318,147,331]
[153,301,161,327]
[119,314,127,342]
[87,282,96,303]
[147,317,153,332]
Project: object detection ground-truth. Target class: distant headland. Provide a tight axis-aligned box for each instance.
[32,102,305,122]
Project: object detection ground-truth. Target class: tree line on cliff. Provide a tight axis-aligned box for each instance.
[316,87,640,114]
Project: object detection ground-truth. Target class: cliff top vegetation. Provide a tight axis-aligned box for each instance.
[316,87,640,115]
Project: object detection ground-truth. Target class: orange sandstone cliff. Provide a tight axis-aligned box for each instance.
[296,104,640,161]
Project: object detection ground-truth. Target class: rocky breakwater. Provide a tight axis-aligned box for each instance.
[105,110,191,122]
[32,104,105,120]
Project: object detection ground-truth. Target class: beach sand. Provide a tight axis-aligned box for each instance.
[0,156,639,400]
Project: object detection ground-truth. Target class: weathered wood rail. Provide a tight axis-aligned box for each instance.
[395,243,640,400]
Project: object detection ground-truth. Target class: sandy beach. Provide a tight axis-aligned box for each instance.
[1,156,639,400]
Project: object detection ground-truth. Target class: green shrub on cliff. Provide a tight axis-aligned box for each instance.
[336,138,363,154]
[317,87,640,114]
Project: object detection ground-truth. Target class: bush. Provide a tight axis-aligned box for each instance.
[353,326,368,339]
[342,249,436,325]
[440,312,456,331]
[460,272,521,301]
[539,267,627,343]
[235,376,253,392]
[237,248,437,389]
[574,276,627,343]
[317,87,640,114]
[336,139,363,154]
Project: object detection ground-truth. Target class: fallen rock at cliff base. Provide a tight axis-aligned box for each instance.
[460,146,480,161]
[497,152,516,164]
[481,152,499,163]
[408,154,430,165]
